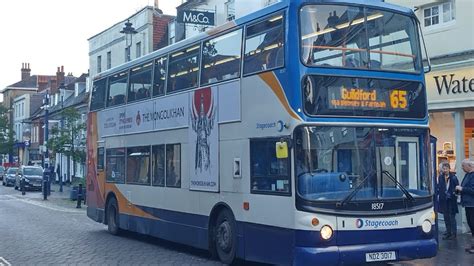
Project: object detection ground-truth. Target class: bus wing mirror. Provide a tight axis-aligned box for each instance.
[276,141,289,159]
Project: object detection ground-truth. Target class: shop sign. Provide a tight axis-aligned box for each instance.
[426,67,474,108]
[177,10,215,26]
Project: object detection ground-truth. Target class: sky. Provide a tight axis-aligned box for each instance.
[0,0,182,93]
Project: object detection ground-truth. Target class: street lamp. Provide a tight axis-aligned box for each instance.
[120,19,137,62]
[42,94,50,169]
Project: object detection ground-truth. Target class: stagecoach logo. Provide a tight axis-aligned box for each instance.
[136,111,141,126]
[191,87,216,173]
[355,219,399,229]
[356,219,364,228]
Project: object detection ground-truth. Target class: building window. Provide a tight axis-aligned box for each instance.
[107,51,112,69]
[169,21,176,44]
[250,138,291,195]
[97,55,102,73]
[225,0,235,21]
[424,1,455,28]
[136,42,142,58]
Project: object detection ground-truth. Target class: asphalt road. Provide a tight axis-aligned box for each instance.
[0,184,472,265]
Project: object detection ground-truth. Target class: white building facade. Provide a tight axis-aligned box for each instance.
[388,0,474,232]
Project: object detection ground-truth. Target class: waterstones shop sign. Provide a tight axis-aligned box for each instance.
[427,68,474,104]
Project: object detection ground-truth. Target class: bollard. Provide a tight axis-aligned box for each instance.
[76,184,82,208]
[20,178,25,196]
[43,169,49,200]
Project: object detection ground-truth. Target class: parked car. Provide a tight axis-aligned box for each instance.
[0,166,5,180]
[3,167,18,186]
[15,166,44,191]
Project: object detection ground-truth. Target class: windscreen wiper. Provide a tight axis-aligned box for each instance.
[337,171,374,208]
[381,170,415,202]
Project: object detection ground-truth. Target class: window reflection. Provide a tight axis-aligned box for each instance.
[201,29,242,85]
[153,57,167,97]
[128,62,152,102]
[167,45,200,93]
[107,71,128,107]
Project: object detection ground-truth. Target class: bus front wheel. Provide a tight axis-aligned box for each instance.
[214,209,236,264]
[106,197,120,235]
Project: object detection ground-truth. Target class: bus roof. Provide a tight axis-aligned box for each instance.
[94,0,415,81]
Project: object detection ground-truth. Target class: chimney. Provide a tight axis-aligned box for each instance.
[21,63,31,81]
[56,66,65,91]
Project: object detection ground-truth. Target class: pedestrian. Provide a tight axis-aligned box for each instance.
[437,162,459,240]
[455,159,474,254]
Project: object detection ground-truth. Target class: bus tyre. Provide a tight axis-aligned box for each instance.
[214,209,236,264]
[107,198,120,235]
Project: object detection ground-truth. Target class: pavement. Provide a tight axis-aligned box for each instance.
[6,184,474,265]
[16,182,86,210]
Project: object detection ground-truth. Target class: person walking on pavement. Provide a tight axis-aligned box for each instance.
[437,162,459,240]
[455,159,474,254]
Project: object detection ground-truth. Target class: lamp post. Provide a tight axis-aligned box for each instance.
[120,19,137,62]
[42,94,50,169]
[59,94,64,192]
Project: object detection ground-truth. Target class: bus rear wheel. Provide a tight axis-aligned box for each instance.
[106,198,120,235]
[214,209,236,264]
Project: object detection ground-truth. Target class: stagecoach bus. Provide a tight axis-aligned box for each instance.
[86,0,437,264]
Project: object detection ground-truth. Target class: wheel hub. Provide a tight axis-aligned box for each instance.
[217,221,232,252]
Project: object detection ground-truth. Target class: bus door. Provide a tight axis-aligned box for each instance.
[395,137,420,190]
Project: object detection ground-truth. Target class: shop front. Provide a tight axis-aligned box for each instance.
[427,63,474,232]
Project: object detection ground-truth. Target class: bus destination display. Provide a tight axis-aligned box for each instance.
[328,86,409,111]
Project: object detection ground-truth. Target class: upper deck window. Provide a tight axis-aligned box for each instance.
[300,5,420,73]
[90,78,106,111]
[107,71,128,107]
[128,62,152,103]
[167,45,200,93]
[153,57,167,97]
[201,29,243,85]
[244,13,285,75]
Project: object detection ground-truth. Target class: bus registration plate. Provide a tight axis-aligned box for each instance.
[365,251,396,262]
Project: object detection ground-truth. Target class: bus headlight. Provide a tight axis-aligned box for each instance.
[421,220,432,234]
[320,225,333,240]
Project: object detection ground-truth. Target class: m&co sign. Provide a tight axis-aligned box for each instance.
[177,10,215,26]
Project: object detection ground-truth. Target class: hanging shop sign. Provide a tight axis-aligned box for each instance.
[177,10,215,26]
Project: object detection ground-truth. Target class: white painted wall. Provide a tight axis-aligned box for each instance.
[387,0,474,58]
[88,7,155,86]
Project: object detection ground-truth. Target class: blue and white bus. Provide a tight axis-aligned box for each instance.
[86,0,436,264]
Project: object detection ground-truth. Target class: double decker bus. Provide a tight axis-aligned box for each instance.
[86,0,436,264]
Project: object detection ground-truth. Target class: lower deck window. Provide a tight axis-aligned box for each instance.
[106,148,125,183]
[126,146,151,185]
[250,138,290,195]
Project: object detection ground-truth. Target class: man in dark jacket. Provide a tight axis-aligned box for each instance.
[456,159,474,254]
[437,162,459,240]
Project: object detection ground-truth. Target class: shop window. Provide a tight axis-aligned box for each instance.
[250,138,290,195]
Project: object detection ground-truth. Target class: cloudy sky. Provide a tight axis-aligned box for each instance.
[0,0,182,93]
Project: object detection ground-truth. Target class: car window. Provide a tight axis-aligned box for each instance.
[23,168,43,176]
[7,168,18,174]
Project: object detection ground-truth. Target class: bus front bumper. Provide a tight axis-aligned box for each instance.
[293,238,437,265]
